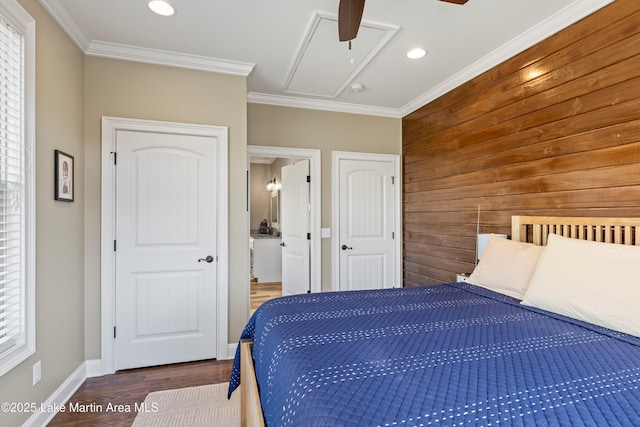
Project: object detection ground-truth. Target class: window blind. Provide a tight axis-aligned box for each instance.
[0,16,24,355]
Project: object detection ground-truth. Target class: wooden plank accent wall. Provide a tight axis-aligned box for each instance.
[402,0,640,287]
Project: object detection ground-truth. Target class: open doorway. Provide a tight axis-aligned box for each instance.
[247,146,321,314]
[249,156,293,313]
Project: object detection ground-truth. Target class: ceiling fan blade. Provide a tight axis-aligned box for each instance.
[439,0,469,4]
[338,0,366,42]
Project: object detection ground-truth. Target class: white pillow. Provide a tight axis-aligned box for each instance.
[522,233,640,337]
[467,235,545,299]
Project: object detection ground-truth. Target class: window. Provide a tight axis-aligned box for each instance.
[0,0,34,377]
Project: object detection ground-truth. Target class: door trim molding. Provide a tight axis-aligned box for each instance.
[331,151,402,291]
[100,116,229,374]
[247,145,321,297]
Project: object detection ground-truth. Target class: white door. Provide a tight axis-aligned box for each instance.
[115,129,218,370]
[338,158,395,291]
[280,160,310,296]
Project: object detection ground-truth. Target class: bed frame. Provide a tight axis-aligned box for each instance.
[240,215,640,426]
[512,215,640,246]
[240,339,265,427]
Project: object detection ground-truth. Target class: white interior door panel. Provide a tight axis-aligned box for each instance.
[338,158,395,291]
[281,160,310,296]
[115,130,218,370]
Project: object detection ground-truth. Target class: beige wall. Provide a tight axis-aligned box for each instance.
[83,57,249,357]
[248,104,402,291]
[0,0,85,425]
[250,158,297,230]
[250,163,271,230]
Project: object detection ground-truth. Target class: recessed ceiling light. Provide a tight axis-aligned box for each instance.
[148,0,175,17]
[406,48,427,60]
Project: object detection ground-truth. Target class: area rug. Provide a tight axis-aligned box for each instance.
[132,382,240,427]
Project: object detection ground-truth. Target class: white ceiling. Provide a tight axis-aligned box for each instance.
[39,0,614,118]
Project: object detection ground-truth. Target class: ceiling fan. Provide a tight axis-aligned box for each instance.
[338,0,469,42]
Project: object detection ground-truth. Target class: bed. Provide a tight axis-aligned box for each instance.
[229,216,640,426]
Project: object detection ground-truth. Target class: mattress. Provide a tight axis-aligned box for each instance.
[229,283,640,426]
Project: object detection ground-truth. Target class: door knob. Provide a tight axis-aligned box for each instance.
[341,244,353,250]
[198,255,214,263]
[280,242,286,247]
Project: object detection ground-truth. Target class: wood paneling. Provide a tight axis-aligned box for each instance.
[402,0,640,287]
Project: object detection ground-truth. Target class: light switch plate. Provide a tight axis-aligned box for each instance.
[321,228,331,238]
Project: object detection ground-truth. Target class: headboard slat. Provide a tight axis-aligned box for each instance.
[533,224,542,245]
[512,216,640,246]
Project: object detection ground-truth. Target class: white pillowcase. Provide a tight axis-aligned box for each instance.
[467,235,546,299]
[522,233,640,338]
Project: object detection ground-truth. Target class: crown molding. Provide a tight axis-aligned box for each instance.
[39,0,92,50]
[86,41,255,76]
[40,0,613,118]
[400,0,616,117]
[38,0,254,77]
[248,92,402,119]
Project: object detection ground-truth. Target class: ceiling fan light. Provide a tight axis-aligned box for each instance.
[148,0,175,17]
[406,48,427,60]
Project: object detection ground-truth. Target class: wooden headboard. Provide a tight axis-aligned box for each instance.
[511,216,640,246]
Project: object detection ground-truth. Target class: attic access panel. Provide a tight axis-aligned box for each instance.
[283,12,398,98]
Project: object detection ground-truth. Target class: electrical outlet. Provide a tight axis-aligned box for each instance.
[33,361,41,385]
[456,273,471,283]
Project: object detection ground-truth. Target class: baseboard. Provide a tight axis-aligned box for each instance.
[85,359,103,378]
[22,361,88,427]
[227,343,238,360]
[22,350,231,426]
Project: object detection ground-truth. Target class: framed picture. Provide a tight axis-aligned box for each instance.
[54,150,74,202]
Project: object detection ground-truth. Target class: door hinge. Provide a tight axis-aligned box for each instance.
[392,231,395,239]
[111,151,117,165]
[113,240,117,251]
[391,176,395,184]
[113,326,116,339]
[307,233,311,240]
[306,175,311,183]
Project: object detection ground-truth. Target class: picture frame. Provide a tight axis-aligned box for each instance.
[54,150,74,202]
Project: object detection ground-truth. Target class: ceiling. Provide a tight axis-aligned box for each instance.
[39,0,613,118]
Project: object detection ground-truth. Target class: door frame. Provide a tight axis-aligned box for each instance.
[247,145,321,298]
[100,116,229,375]
[331,151,402,291]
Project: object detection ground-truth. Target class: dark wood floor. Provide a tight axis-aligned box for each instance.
[47,284,278,426]
[48,359,233,427]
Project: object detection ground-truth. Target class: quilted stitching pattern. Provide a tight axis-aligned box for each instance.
[229,284,640,426]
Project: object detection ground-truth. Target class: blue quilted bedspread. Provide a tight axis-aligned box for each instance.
[228,283,640,426]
